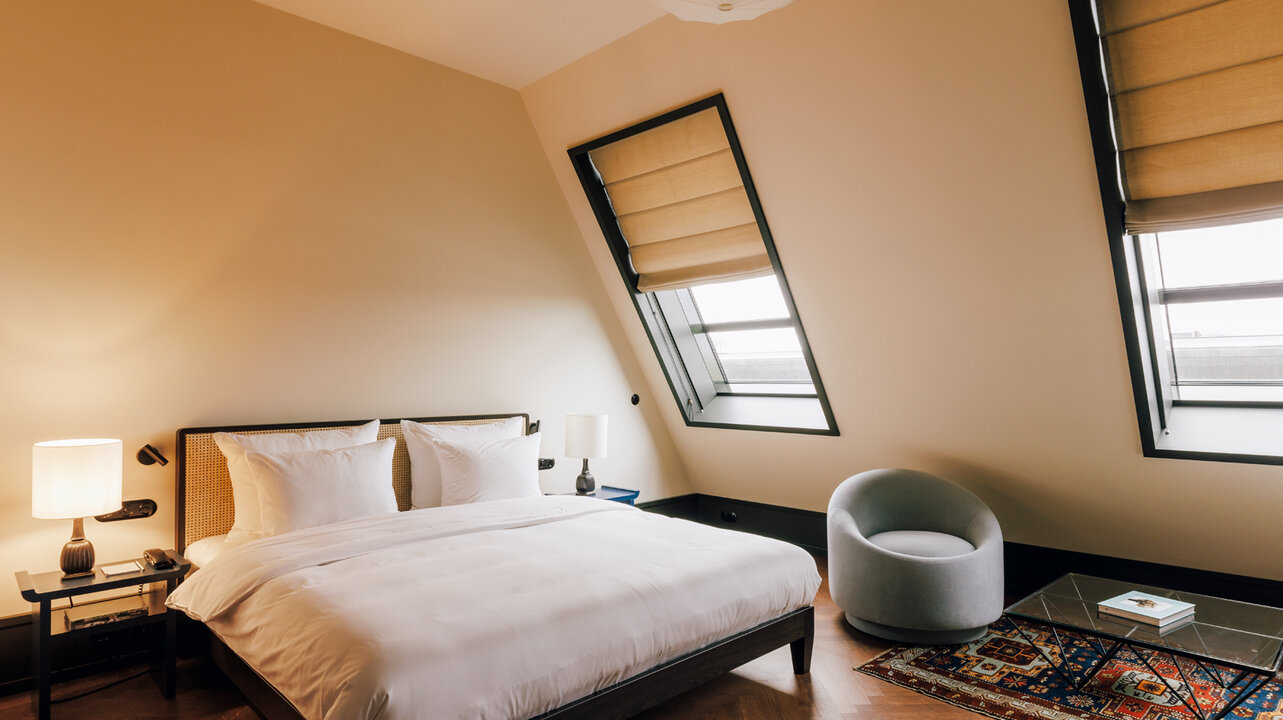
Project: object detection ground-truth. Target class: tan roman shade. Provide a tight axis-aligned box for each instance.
[588,107,773,292]
[1098,0,1283,233]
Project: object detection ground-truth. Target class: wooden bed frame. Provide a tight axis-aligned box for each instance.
[174,413,815,720]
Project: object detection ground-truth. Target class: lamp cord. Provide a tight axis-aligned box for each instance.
[53,586,160,705]
[51,668,148,704]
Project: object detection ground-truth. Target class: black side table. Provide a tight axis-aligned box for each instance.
[14,550,191,720]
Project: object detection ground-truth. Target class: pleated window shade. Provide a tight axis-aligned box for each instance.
[1098,0,1283,233]
[588,108,774,292]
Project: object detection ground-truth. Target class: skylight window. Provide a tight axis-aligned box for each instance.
[568,94,837,434]
[1069,0,1283,463]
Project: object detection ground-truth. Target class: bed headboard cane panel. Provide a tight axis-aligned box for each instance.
[175,413,531,553]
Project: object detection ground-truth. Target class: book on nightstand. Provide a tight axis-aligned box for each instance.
[1098,590,1195,627]
[64,595,149,630]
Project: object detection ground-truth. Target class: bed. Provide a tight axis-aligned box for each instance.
[168,413,820,720]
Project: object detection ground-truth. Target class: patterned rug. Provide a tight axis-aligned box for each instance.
[856,623,1283,720]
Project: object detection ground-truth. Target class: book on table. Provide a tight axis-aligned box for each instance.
[64,595,149,630]
[101,560,142,576]
[1098,590,1195,626]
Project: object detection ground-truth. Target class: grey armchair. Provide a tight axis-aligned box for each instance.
[827,468,1003,644]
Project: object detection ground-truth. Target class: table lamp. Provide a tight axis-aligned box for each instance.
[565,414,607,496]
[32,439,123,579]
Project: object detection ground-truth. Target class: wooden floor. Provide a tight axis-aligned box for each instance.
[0,556,977,720]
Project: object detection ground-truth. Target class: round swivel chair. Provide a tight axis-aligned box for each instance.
[827,468,1003,644]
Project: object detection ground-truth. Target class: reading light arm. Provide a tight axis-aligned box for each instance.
[95,499,157,523]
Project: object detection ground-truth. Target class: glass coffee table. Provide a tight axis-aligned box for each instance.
[1005,573,1283,720]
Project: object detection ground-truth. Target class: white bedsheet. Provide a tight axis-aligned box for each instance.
[167,495,819,720]
[183,533,254,568]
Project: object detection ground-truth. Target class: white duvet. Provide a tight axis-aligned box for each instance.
[167,495,820,720]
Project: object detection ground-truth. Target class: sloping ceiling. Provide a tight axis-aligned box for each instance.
[249,0,667,89]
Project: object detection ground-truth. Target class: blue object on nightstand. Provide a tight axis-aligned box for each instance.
[589,486,640,505]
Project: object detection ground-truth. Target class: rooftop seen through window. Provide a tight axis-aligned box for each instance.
[687,276,813,395]
[1153,217,1283,402]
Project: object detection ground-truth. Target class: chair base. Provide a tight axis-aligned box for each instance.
[845,613,989,645]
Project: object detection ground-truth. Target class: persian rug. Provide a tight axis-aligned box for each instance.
[856,623,1283,720]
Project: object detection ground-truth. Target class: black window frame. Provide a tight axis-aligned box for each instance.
[1068,0,1283,465]
[568,93,838,435]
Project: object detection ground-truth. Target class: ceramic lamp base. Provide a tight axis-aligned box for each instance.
[59,518,95,580]
[575,459,596,495]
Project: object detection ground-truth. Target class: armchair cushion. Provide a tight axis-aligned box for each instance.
[867,530,974,558]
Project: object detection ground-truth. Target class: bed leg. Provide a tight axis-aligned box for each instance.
[790,606,814,674]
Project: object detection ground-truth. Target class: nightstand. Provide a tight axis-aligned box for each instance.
[15,550,191,720]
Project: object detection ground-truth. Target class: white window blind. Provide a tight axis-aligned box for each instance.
[1097,0,1283,233]
[588,108,773,292]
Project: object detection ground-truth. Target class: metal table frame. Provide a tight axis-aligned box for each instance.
[1004,581,1282,720]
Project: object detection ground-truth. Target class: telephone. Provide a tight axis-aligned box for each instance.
[143,548,175,570]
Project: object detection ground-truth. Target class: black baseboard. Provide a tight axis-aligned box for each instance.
[0,614,30,696]
[636,494,698,521]
[693,495,827,553]
[640,493,1283,609]
[639,494,825,551]
[1002,541,1283,608]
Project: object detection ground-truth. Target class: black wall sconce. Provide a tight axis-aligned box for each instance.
[137,444,168,466]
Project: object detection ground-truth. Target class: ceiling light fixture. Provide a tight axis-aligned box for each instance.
[649,0,794,24]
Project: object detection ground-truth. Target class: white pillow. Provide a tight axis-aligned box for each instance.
[214,420,380,541]
[244,438,397,537]
[400,417,525,509]
[435,432,542,506]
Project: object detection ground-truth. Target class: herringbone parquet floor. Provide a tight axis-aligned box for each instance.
[639,556,979,720]
[0,555,974,719]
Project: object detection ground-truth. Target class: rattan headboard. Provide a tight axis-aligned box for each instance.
[174,413,531,552]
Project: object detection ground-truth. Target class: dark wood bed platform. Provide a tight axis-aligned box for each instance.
[174,413,815,720]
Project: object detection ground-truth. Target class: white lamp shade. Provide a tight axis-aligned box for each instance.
[649,0,793,24]
[32,439,123,519]
[564,414,607,459]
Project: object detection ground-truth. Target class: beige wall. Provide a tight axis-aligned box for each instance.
[0,0,690,618]
[522,0,1283,581]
